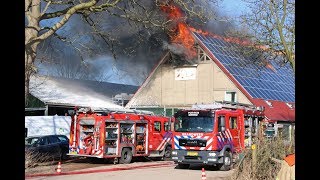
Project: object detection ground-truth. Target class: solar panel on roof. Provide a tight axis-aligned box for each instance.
[194,32,295,102]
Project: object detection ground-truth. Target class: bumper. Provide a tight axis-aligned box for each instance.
[67,153,103,158]
[171,150,221,165]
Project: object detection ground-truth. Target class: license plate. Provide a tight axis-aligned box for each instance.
[187,151,198,156]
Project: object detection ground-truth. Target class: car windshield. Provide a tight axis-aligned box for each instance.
[25,137,40,146]
[174,116,214,132]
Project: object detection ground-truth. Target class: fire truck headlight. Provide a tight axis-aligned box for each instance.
[172,151,178,155]
[208,152,217,157]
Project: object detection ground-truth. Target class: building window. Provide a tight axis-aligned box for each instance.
[154,121,161,132]
[225,91,237,102]
[229,117,237,129]
[278,124,290,141]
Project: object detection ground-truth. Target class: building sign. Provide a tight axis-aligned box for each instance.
[188,111,199,116]
[175,67,196,80]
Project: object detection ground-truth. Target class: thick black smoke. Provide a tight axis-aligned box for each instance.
[36,1,237,85]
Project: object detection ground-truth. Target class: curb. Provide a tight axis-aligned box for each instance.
[25,162,174,178]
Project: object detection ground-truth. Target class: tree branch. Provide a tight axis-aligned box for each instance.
[40,0,52,17]
[43,0,73,4]
[40,7,72,20]
[25,0,32,12]
[29,0,99,46]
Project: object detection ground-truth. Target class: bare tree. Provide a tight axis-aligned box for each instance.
[228,0,295,72]
[25,0,215,106]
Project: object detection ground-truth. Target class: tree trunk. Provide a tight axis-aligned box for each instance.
[25,69,29,107]
[25,0,41,107]
[25,52,35,106]
[25,41,40,106]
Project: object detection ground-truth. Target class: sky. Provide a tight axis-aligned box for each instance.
[220,0,249,17]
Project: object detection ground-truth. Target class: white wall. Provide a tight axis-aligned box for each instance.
[25,116,71,137]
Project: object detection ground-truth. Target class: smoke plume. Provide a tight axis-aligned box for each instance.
[36,0,237,85]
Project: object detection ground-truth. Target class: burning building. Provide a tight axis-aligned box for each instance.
[125,4,295,142]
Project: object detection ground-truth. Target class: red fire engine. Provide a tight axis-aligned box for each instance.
[68,107,172,164]
[171,101,264,170]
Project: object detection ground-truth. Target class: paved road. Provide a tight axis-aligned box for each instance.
[27,161,234,180]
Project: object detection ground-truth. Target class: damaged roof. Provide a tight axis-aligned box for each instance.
[29,75,138,109]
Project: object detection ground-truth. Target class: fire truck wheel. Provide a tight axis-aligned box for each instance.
[164,146,172,159]
[120,148,133,164]
[219,151,232,171]
[177,163,190,169]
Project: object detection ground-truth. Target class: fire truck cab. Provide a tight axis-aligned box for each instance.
[171,102,264,170]
[68,107,172,164]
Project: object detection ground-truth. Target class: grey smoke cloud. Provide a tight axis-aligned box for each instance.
[36,1,236,86]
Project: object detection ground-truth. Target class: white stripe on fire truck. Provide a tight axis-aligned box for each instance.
[156,139,166,151]
[156,132,172,151]
[157,137,171,151]
[174,136,185,150]
[222,131,227,139]
[224,130,231,142]
[221,130,234,151]
[226,129,234,150]
[174,135,212,150]
[219,132,226,146]
[222,131,230,144]
[204,137,214,150]
[224,131,232,148]
[228,129,233,141]
[200,137,213,150]
[227,129,232,139]
[224,131,232,146]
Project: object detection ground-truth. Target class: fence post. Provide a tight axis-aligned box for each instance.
[252,144,257,173]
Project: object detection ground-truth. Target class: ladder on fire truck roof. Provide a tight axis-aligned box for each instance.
[191,101,264,112]
[76,106,154,115]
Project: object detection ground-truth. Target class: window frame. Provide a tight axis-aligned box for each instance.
[229,116,238,129]
[154,121,161,132]
[225,91,237,102]
[57,135,68,142]
[164,122,171,132]
[48,136,60,144]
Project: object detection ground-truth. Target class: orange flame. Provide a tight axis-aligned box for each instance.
[160,3,263,59]
[160,4,196,59]
[190,27,252,46]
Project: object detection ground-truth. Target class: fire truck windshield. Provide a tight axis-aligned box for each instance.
[174,116,214,132]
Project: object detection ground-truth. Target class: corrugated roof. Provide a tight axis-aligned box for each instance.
[30,75,138,109]
[251,99,295,122]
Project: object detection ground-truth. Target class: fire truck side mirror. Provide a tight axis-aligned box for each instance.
[221,118,225,127]
[218,116,226,132]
